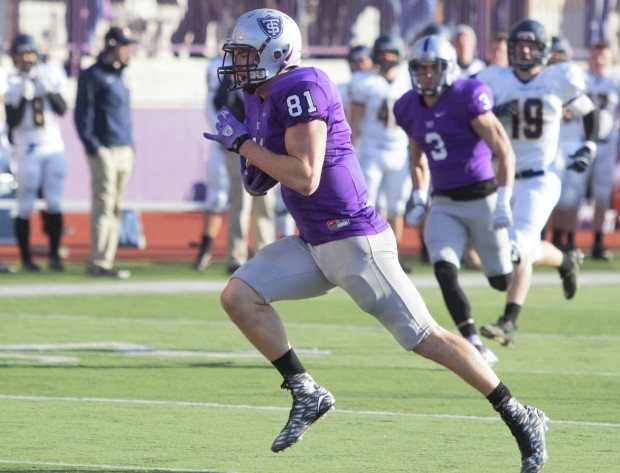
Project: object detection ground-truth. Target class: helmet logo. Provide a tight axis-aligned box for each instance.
[515,32,536,41]
[258,15,283,39]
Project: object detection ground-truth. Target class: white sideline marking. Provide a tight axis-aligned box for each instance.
[3,313,620,340]
[1,271,619,297]
[0,341,147,351]
[0,353,79,363]
[0,342,329,358]
[0,459,238,472]
[1,394,619,428]
[0,342,329,364]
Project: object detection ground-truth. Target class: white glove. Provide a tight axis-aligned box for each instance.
[22,79,35,101]
[405,189,428,227]
[33,74,54,96]
[492,186,512,230]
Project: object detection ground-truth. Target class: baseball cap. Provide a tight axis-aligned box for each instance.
[104,26,136,49]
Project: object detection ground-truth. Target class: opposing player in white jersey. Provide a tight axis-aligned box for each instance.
[0,62,18,274]
[477,20,598,347]
[348,34,413,269]
[552,41,618,261]
[545,36,586,249]
[5,34,68,272]
[337,44,373,121]
[394,35,516,366]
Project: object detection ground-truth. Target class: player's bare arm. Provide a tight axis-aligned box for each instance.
[408,137,428,190]
[471,111,515,188]
[239,119,327,196]
[347,101,364,143]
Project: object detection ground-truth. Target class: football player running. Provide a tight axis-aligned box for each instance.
[5,34,68,272]
[393,35,515,367]
[477,20,598,348]
[203,9,548,472]
[348,34,413,270]
[545,36,586,252]
[552,40,618,261]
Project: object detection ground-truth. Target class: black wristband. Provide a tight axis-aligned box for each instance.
[230,134,251,154]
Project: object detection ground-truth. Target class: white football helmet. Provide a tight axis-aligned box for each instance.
[218,9,302,93]
[408,35,459,96]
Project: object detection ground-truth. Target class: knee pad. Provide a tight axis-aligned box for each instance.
[487,272,513,292]
[434,261,459,290]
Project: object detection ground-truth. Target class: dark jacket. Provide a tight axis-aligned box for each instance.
[74,54,133,155]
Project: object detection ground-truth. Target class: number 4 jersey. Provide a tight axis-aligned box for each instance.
[477,63,587,173]
[243,66,388,245]
[393,77,497,192]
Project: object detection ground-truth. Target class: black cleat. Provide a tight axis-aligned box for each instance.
[497,398,549,473]
[480,316,517,347]
[194,249,212,271]
[591,244,613,261]
[49,256,65,272]
[22,261,41,272]
[271,372,335,453]
[559,249,583,299]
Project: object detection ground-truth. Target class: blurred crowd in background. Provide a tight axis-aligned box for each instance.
[1,0,620,276]
[0,1,619,71]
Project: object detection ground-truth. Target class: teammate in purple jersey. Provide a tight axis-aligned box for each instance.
[203,9,548,472]
[394,35,516,368]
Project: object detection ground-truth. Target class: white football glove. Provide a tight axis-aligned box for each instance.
[492,186,512,230]
[405,189,428,227]
[22,79,35,101]
[33,73,55,96]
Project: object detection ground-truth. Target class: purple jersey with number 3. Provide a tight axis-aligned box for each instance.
[244,66,388,245]
[394,78,496,191]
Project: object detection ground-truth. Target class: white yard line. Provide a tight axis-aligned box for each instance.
[1,394,618,428]
[0,459,239,473]
[1,271,619,297]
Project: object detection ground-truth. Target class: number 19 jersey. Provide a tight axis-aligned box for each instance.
[477,63,587,173]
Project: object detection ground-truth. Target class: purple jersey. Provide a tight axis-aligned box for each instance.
[244,66,388,245]
[394,78,496,191]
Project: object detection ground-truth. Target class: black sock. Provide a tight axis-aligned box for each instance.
[551,229,563,248]
[503,303,521,325]
[200,235,213,252]
[487,382,513,410]
[271,349,305,377]
[594,231,603,246]
[457,321,478,339]
[566,232,574,249]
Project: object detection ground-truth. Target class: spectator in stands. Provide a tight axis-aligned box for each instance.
[170,0,211,57]
[485,33,509,67]
[454,24,486,77]
[74,26,136,278]
[64,0,106,76]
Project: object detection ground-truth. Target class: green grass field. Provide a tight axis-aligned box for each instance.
[1,258,619,473]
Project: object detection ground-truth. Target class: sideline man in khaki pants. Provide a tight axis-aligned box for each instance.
[86,145,134,276]
[74,27,136,278]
